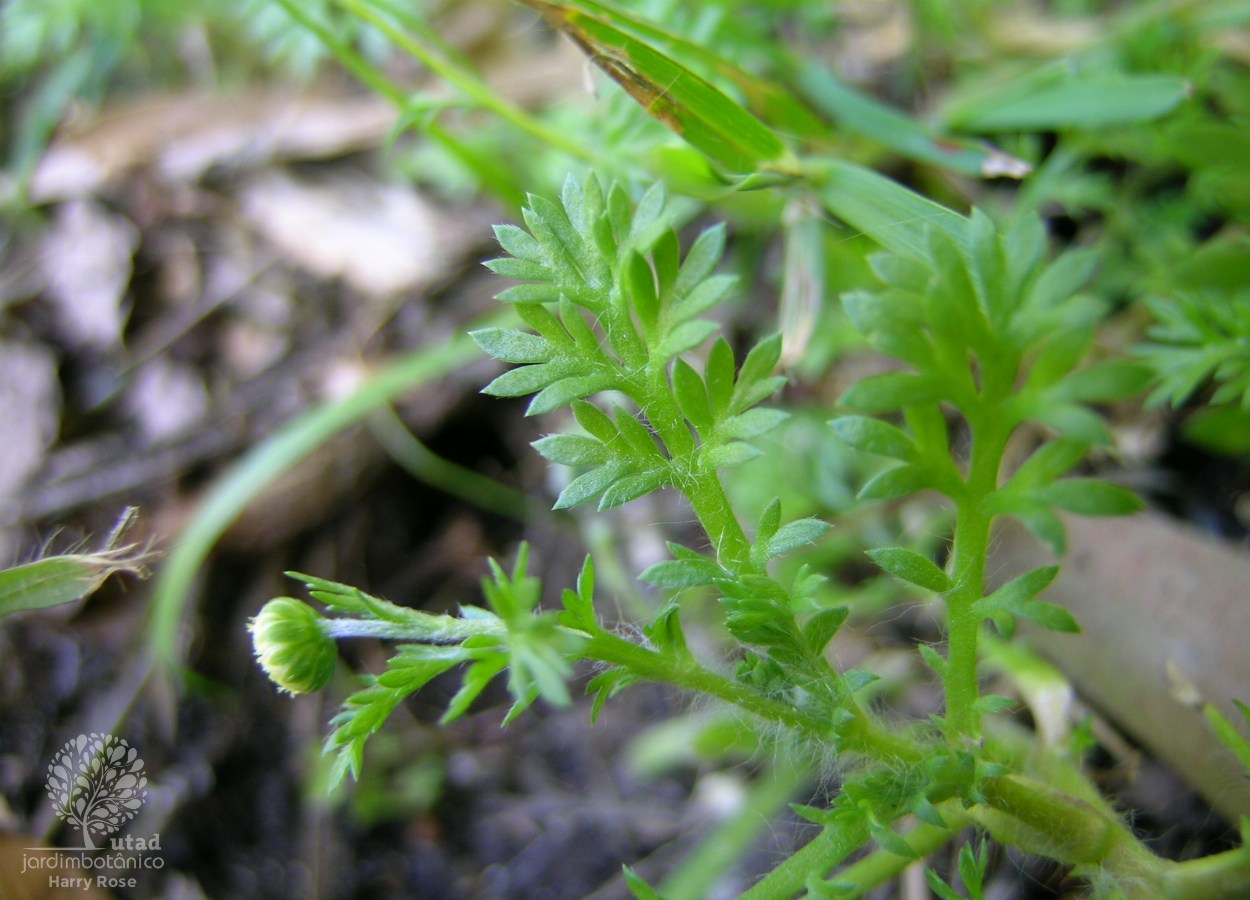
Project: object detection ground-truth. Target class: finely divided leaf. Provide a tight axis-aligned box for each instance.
[975,565,1079,633]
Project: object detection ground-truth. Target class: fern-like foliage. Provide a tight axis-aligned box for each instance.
[473,175,891,733]
[832,211,1150,744]
[472,174,788,514]
[835,213,1148,559]
[1137,290,1250,409]
[294,549,585,790]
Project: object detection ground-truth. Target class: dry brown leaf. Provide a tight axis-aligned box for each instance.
[31,90,396,202]
[239,170,477,296]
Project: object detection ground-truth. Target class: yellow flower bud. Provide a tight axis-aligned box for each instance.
[249,598,336,694]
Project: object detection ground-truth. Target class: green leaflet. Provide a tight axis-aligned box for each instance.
[1206,701,1250,776]
[0,553,145,618]
[830,415,918,461]
[623,867,667,900]
[0,508,150,618]
[973,566,1079,634]
[866,548,951,593]
[1029,479,1143,517]
[803,607,849,655]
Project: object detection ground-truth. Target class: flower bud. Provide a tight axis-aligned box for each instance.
[249,598,336,694]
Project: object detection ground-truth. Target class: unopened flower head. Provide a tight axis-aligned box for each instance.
[249,598,336,694]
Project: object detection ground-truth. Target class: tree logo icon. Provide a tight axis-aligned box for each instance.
[46,734,147,849]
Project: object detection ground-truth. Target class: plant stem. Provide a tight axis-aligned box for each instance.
[367,405,531,520]
[660,756,812,900]
[735,820,870,900]
[582,631,823,733]
[1161,847,1250,900]
[688,470,755,572]
[944,410,1010,739]
[839,705,926,765]
[823,809,968,900]
[973,773,1162,894]
[323,616,503,644]
[638,365,755,570]
[336,0,594,162]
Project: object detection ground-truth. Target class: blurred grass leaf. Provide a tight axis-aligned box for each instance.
[1206,701,1250,775]
[810,158,969,262]
[795,62,1030,178]
[944,70,1190,132]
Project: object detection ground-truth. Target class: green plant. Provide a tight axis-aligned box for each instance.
[251,177,1250,899]
[1138,290,1250,410]
[55,0,1229,892]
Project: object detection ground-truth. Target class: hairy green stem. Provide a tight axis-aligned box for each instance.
[636,364,755,570]
[823,808,968,900]
[583,631,823,733]
[974,773,1162,897]
[688,470,755,573]
[944,411,1010,738]
[736,821,869,900]
[1161,847,1250,900]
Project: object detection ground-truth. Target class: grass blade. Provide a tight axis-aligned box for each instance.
[659,757,810,900]
[336,0,593,162]
[795,62,1030,178]
[808,158,969,262]
[367,405,531,520]
[522,0,798,175]
[145,313,515,671]
[549,0,826,139]
[943,70,1191,132]
[269,0,526,208]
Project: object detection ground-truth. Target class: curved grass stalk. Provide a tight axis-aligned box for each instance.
[146,313,514,672]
